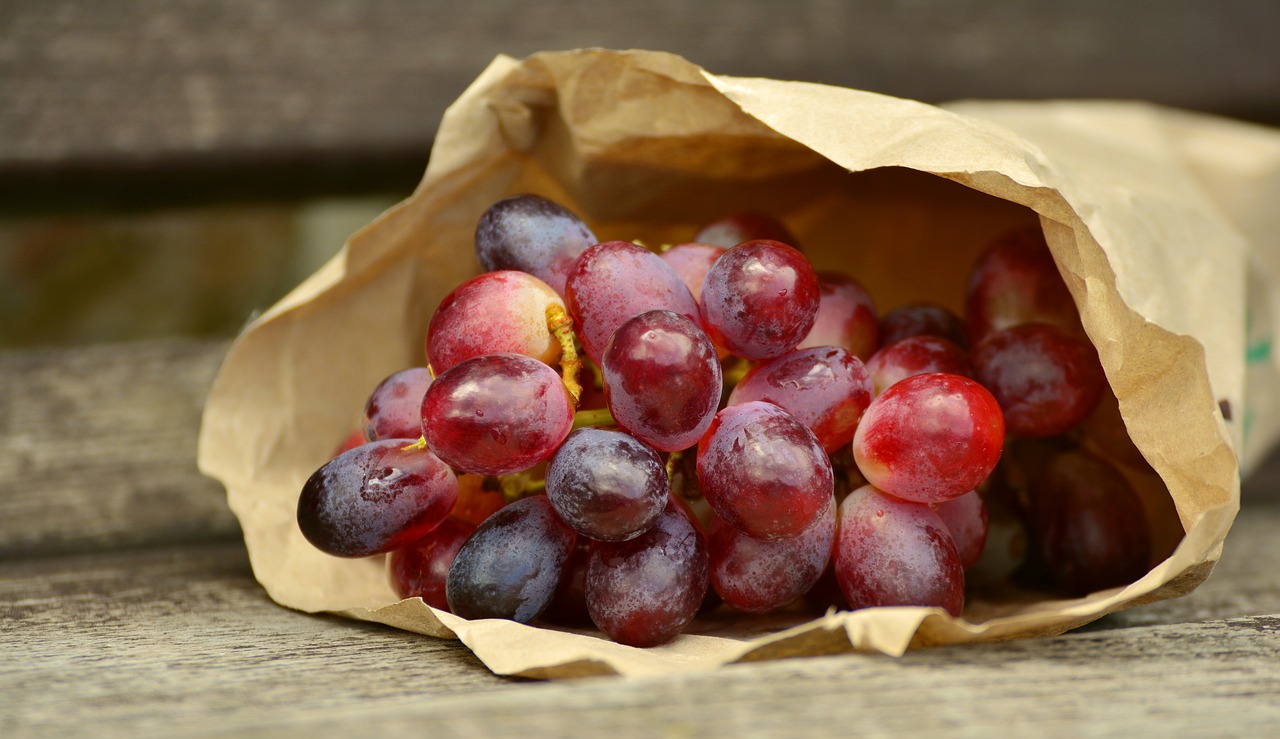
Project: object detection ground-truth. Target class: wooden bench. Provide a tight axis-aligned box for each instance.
[4,2,1280,734]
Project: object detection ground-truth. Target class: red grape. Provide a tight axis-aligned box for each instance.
[362,367,434,442]
[659,243,726,301]
[726,346,872,453]
[565,240,700,364]
[586,498,710,647]
[797,271,879,361]
[934,490,988,571]
[388,517,476,610]
[853,373,1004,504]
[333,429,366,457]
[445,495,576,622]
[426,271,565,373]
[1030,449,1150,595]
[545,428,668,542]
[297,440,459,558]
[475,194,596,296]
[602,310,722,452]
[880,301,968,348]
[709,496,836,613]
[694,210,798,249]
[964,226,1081,343]
[421,353,574,475]
[835,485,964,616]
[699,239,820,360]
[697,401,833,541]
[865,335,972,397]
[971,323,1105,438]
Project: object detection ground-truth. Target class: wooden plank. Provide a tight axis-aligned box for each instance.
[3,0,1279,182]
[2,506,1279,736]
[0,339,240,558]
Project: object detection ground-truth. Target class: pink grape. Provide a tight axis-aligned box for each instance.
[426,271,564,373]
[545,428,668,542]
[798,271,879,361]
[694,210,798,249]
[835,485,964,616]
[474,194,596,296]
[421,353,574,475]
[965,226,1081,343]
[865,335,972,397]
[388,517,476,610]
[934,490,988,571]
[697,401,833,541]
[565,241,701,363]
[972,323,1105,438]
[445,495,576,623]
[1030,449,1150,595]
[659,243,726,302]
[709,497,836,614]
[297,440,459,558]
[586,498,710,647]
[603,310,722,452]
[362,367,434,441]
[853,373,1004,504]
[699,239,820,360]
[726,346,873,453]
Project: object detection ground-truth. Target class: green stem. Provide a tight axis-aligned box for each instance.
[573,406,617,430]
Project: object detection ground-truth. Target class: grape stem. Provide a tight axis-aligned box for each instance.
[572,406,617,430]
[546,305,583,404]
[401,436,429,452]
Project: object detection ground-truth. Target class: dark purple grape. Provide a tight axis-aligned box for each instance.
[834,485,964,616]
[709,497,835,614]
[297,440,459,558]
[565,241,701,364]
[725,346,872,453]
[539,536,592,627]
[421,353,574,475]
[603,310,722,452]
[586,498,710,647]
[474,194,597,297]
[1030,449,1150,595]
[697,401,833,541]
[388,517,476,610]
[698,239,819,360]
[545,428,668,542]
[362,367,434,442]
[445,495,576,622]
[879,301,968,348]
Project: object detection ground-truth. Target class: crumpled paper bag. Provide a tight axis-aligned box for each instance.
[198,49,1280,678]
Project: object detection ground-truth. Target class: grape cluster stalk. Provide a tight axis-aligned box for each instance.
[296,195,1150,647]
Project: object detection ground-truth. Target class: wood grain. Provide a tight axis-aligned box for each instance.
[3,501,1279,735]
[3,0,1278,178]
[0,339,240,559]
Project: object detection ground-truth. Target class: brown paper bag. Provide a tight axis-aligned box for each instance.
[198,49,1280,678]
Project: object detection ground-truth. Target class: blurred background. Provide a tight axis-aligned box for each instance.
[3,0,1278,349]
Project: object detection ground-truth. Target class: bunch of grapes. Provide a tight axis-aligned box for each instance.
[298,195,1153,648]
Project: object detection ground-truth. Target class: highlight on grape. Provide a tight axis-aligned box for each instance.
[296,193,1142,647]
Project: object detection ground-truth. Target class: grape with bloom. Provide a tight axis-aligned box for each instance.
[293,196,1148,648]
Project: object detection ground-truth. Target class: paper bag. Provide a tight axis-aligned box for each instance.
[198,49,1280,678]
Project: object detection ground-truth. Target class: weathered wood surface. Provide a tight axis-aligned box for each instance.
[0,339,240,559]
[4,1,1280,208]
[2,498,1278,736]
